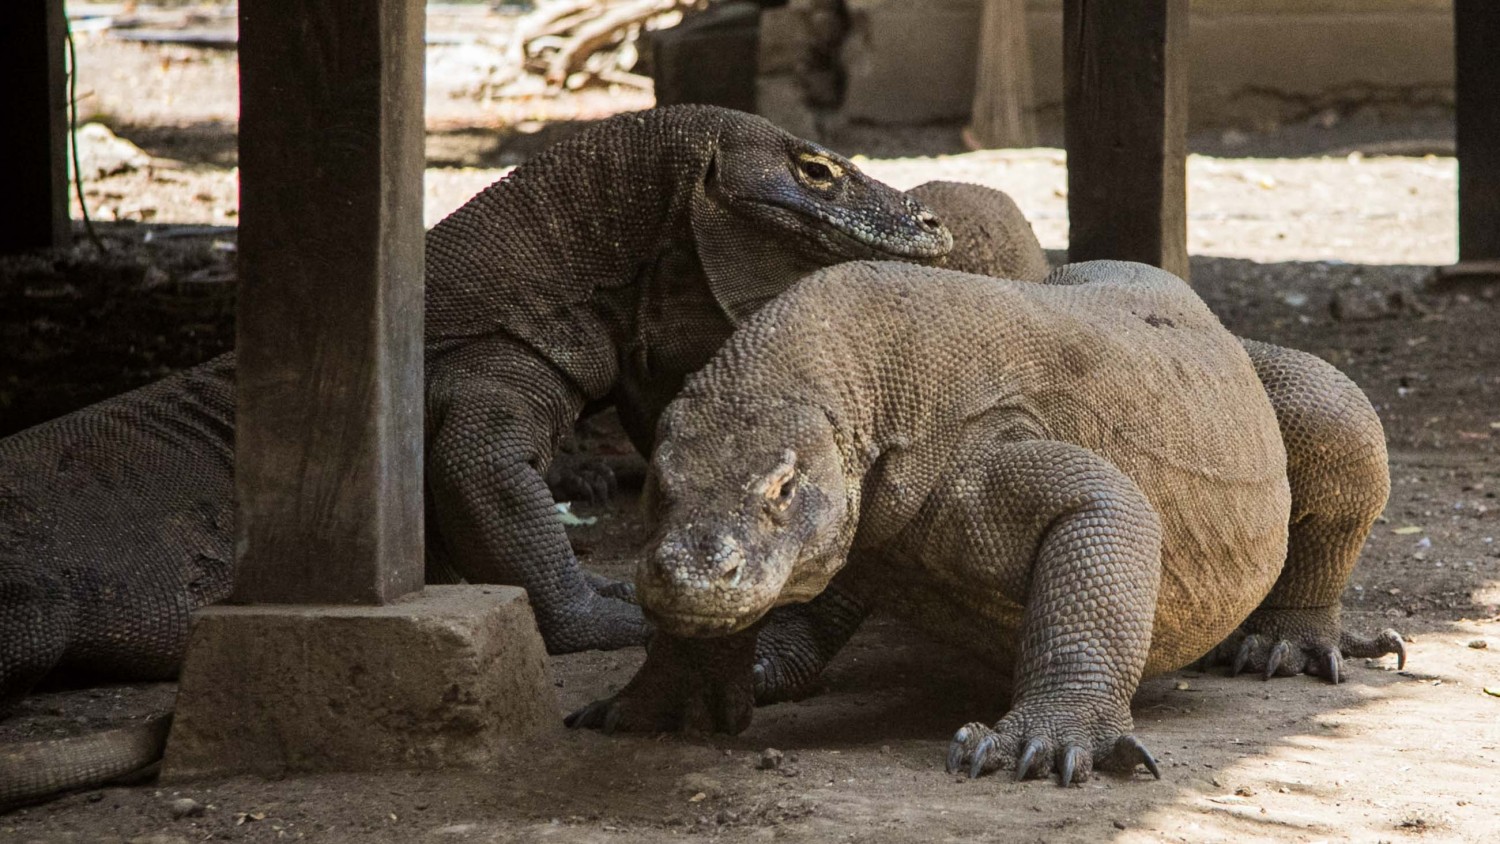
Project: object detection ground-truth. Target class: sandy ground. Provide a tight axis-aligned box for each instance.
[3,5,1499,843]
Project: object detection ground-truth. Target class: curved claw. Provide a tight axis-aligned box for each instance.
[564,700,604,730]
[1264,639,1292,680]
[1231,637,1254,677]
[1059,745,1088,787]
[946,727,971,775]
[1324,647,1342,685]
[1108,735,1162,780]
[1383,630,1408,670]
[1013,736,1046,782]
[971,734,998,780]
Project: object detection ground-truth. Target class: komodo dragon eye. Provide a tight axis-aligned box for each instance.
[758,450,799,514]
[796,154,843,188]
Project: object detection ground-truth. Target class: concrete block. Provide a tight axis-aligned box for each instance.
[162,586,555,780]
[759,7,806,76]
[825,0,1452,129]
[841,0,983,124]
[757,74,819,139]
[652,1,761,114]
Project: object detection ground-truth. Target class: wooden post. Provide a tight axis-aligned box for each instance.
[1063,0,1188,280]
[966,0,1037,150]
[232,0,426,605]
[1455,0,1500,263]
[0,0,70,253]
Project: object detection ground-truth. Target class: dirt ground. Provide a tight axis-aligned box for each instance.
[3,5,1499,843]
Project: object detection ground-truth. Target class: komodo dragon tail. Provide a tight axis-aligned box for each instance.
[0,714,171,811]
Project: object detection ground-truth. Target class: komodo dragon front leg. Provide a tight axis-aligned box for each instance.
[426,337,645,653]
[908,439,1164,784]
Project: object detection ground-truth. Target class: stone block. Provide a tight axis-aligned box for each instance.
[840,0,983,124]
[652,1,761,113]
[757,74,819,139]
[162,585,556,780]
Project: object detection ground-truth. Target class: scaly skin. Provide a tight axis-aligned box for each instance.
[572,260,1293,785]
[743,181,1401,703]
[0,106,952,806]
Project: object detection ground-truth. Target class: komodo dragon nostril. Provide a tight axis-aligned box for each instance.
[721,560,743,588]
[918,211,942,231]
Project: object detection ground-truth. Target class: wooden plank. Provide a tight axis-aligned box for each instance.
[1455,0,1500,262]
[966,0,1037,150]
[232,0,426,605]
[0,0,70,253]
[1063,0,1188,280]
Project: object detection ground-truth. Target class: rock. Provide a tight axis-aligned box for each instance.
[75,123,152,180]
[168,797,204,819]
[677,772,724,799]
[1469,639,1489,649]
[758,748,785,770]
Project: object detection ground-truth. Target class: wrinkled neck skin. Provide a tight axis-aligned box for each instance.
[691,192,826,325]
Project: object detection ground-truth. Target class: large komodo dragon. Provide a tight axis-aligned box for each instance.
[0,105,951,807]
[569,260,1405,784]
[903,180,1404,684]
[738,181,1405,706]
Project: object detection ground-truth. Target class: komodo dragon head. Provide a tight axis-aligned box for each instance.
[636,398,856,637]
[690,115,951,320]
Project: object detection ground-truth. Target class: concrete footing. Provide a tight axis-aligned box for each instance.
[161,585,556,780]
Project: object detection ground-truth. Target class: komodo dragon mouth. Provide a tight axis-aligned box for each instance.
[758,200,953,261]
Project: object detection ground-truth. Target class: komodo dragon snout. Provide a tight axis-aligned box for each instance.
[638,402,851,637]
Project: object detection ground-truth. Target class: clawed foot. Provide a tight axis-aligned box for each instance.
[1195,608,1405,685]
[566,629,759,735]
[584,571,639,604]
[546,451,618,505]
[943,703,1160,786]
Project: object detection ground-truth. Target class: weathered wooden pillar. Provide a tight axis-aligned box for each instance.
[0,0,70,253]
[1063,0,1188,280]
[1455,0,1500,264]
[167,0,557,781]
[966,0,1037,150]
[233,0,426,605]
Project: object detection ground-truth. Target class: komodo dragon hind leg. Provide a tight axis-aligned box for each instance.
[1197,341,1405,683]
[924,439,1164,786]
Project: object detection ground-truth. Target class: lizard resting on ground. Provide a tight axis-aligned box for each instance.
[0,105,951,808]
[569,259,1404,784]
[744,181,1404,706]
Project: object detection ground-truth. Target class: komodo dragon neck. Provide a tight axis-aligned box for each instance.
[422,107,730,401]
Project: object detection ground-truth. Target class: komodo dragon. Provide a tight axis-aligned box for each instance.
[745,180,1404,702]
[0,105,951,807]
[905,180,1403,683]
[568,260,1405,784]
